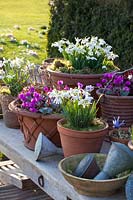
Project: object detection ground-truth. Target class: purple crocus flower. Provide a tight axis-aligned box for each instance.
[112,116,125,129]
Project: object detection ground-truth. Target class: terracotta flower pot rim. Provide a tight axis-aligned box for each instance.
[9,99,62,120]
[58,153,130,182]
[96,89,133,100]
[57,118,108,137]
[47,67,104,78]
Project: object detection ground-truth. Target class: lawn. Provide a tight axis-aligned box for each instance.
[0,0,49,64]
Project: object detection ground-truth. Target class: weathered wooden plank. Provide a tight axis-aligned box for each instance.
[0,184,53,200]
[0,120,126,200]
[0,160,33,189]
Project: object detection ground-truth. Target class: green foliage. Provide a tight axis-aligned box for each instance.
[1,58,35,96]
[62,100,97,130]
[47,0,133,70]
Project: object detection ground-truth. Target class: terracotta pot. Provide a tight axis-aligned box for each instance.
[0,95,19,128]
[47,67,103,89]
[109,128,130,145]
[97,89,133,128]
[59,153,130,197]
[57,118,109,157]
[128,140,133,150]
[9,100,62,150]
[39,58,54,87]
[40,58,104,89]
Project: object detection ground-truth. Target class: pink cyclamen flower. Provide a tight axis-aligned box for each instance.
[77,82,83,89]
[57,80,63,85]
[43,86,49,92]
[64,85,70,90]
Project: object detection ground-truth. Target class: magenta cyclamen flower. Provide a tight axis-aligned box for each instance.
[96,72,132,96]
[57,80,63,85]
[77,82,83,89]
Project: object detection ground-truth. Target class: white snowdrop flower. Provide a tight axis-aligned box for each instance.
[28,27,36,31]
[20,40,29,45]
[14,25,21,30]
[0,61,3,68]
[75,37,81,45]
[28,50,38,57]
[84,95,93,103]
[102,65,107,70]
[85,85,94,92]
[128,74,133,80]
[98,38,106,46]
[6,74,15,79]
[95,50,101,57]
[107,52,119,60]
[89,57,97,61]
[6,33,14,38]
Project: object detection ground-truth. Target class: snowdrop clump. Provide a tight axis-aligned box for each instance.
[52,36,119,73]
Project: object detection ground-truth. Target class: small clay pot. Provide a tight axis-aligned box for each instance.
[0,94,19,128]
[109,128,130,146]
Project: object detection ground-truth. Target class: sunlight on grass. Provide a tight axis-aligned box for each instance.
[0,0,49,64]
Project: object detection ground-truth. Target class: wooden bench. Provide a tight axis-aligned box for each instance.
[0,120,126,200]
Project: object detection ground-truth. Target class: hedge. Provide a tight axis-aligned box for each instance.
[47,0,133,70]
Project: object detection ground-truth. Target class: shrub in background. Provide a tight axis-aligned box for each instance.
[47,0,133,70]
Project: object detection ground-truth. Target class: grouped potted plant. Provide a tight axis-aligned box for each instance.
[0,57,35,128]
[44,36,119,89]
[96,69,133,128]
[49,81,109,157]
[109,117,131,145]
[9,85,62,150]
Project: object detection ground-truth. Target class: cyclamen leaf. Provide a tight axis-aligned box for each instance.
[39,107,53,114]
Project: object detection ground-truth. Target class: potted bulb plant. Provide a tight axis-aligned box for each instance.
[9,85,62,150]
[109,116,131,145]
[42,36,119,89]
[0,57,35,128]
[49,81,109,157]
[96,69,133,128]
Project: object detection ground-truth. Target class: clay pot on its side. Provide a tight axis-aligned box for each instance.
[97,89,133,128]
[9,100,62,150]
[57,118,109,157]
[0,95,19,128]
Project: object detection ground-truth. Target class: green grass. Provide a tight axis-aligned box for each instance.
[0,0,49,64]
